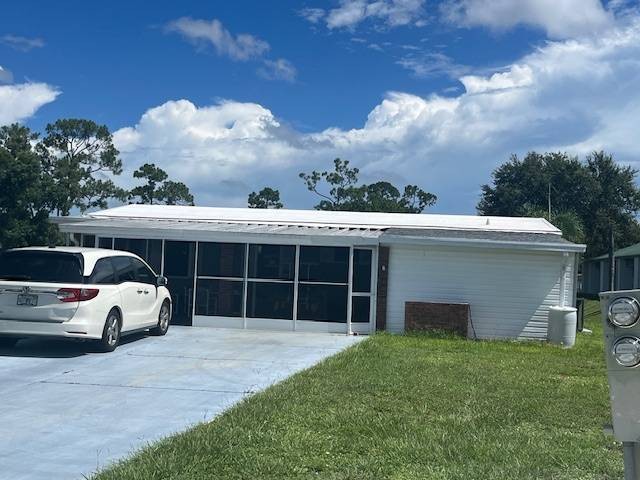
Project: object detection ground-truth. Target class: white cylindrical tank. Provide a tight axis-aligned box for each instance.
[548,306,578,348]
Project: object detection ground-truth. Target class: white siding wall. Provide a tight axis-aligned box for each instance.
[386,244,576,340]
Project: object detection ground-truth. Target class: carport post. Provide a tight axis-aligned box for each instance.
[347,246,353,335]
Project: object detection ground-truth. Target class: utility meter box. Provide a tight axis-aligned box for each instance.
[600,290,640,442]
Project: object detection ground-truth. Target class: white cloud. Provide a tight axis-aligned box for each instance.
[112,99,307,205]
[441,0,614,39]
[114,18,640,212]
[166,17,270,61]
[0,83,60,126]
[0,66,13,84]
[1,34,45,52]
[165,17,296,83]
[258,58,297,83]
[460,64,533,93]
[397,52,470,78]
[299,7,326,24]
[302,0,426,30]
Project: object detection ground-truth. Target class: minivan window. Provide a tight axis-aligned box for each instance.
[131,258,156,284]
[112,256,136,283]
[87,258,116,284]
[0,251,83,283]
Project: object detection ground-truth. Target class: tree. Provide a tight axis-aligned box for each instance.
[583,151,640,255]
[39,119,126,215]
[300,158,437,213]
[521,206,586,245]
[159,181,194,206]
[248,187,283,209]
[478,151,640,255]
[129,163,168,204]
[0,124,58,248]
[128,163,194,205]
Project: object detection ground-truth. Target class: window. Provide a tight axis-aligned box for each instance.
[69,233,82,246]
[87,258,116,284]
[351,296,371,323]
[246,282,294,320]
[620,258,635,290]
[299,246,349,283]
[98,237,113,249]
[112,256,136,283]
[353,249,372,293]
[131,258,156,284]
[198,242,245,278]
[248,244,295,280]
[114,238,146,259]
[297,284,348,322]
[196,279,243,317]
[0,251,83,284]
[81,235,96,247]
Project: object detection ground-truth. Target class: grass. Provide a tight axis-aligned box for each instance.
[95,300,621,479]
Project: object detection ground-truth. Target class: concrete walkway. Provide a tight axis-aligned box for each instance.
[0,327,363,480]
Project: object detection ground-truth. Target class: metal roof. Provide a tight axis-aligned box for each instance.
[56,213,585,253]
[382,228,585,253]
[57,217,384,246]
[590,242,640,261]
[85,204,561,234]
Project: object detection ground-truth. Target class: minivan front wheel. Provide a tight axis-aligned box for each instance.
[150,301,170,336]
[98,310,121,352]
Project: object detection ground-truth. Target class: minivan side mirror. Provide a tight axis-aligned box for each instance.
[156,276,168,287]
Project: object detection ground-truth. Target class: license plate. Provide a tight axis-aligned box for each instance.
[17,294,38,306]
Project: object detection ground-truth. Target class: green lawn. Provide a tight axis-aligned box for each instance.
[96,301,621,479]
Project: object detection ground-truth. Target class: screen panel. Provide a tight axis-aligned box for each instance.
[297,284,348,322]
[299,246,349,284]
[246,281,294,320]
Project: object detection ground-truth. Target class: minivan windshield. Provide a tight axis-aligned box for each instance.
[0,251,83,283]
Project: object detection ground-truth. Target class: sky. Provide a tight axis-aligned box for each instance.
[1,0,639,213]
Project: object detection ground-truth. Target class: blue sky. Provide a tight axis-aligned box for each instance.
[1,0,639,213]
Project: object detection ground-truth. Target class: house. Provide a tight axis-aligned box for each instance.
[55,205,585,340]
[582,243,640,295]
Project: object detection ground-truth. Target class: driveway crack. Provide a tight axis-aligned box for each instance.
[38,379,256,395]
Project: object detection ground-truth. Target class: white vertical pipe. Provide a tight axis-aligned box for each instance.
[191,241,198,325]
[242,243,249,329]
[160,239,165,276]
[292,244,300,331]
[370,246,379,334]
[347,246,354,335]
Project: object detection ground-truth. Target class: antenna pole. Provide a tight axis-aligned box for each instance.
[548,182,551,221]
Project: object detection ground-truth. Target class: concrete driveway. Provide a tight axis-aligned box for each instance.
[0,327,363,480]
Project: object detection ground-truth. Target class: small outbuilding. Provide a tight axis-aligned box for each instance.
[582,243,640,295]
[55,205,585,340]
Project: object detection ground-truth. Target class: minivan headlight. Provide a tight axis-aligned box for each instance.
[608,297,640,328]
[613,336,640,367]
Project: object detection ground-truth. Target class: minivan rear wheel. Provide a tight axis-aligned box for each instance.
[98,309,121,352]
[150,301,170,336]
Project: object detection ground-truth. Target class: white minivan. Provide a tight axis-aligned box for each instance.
[0,247,172,352]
